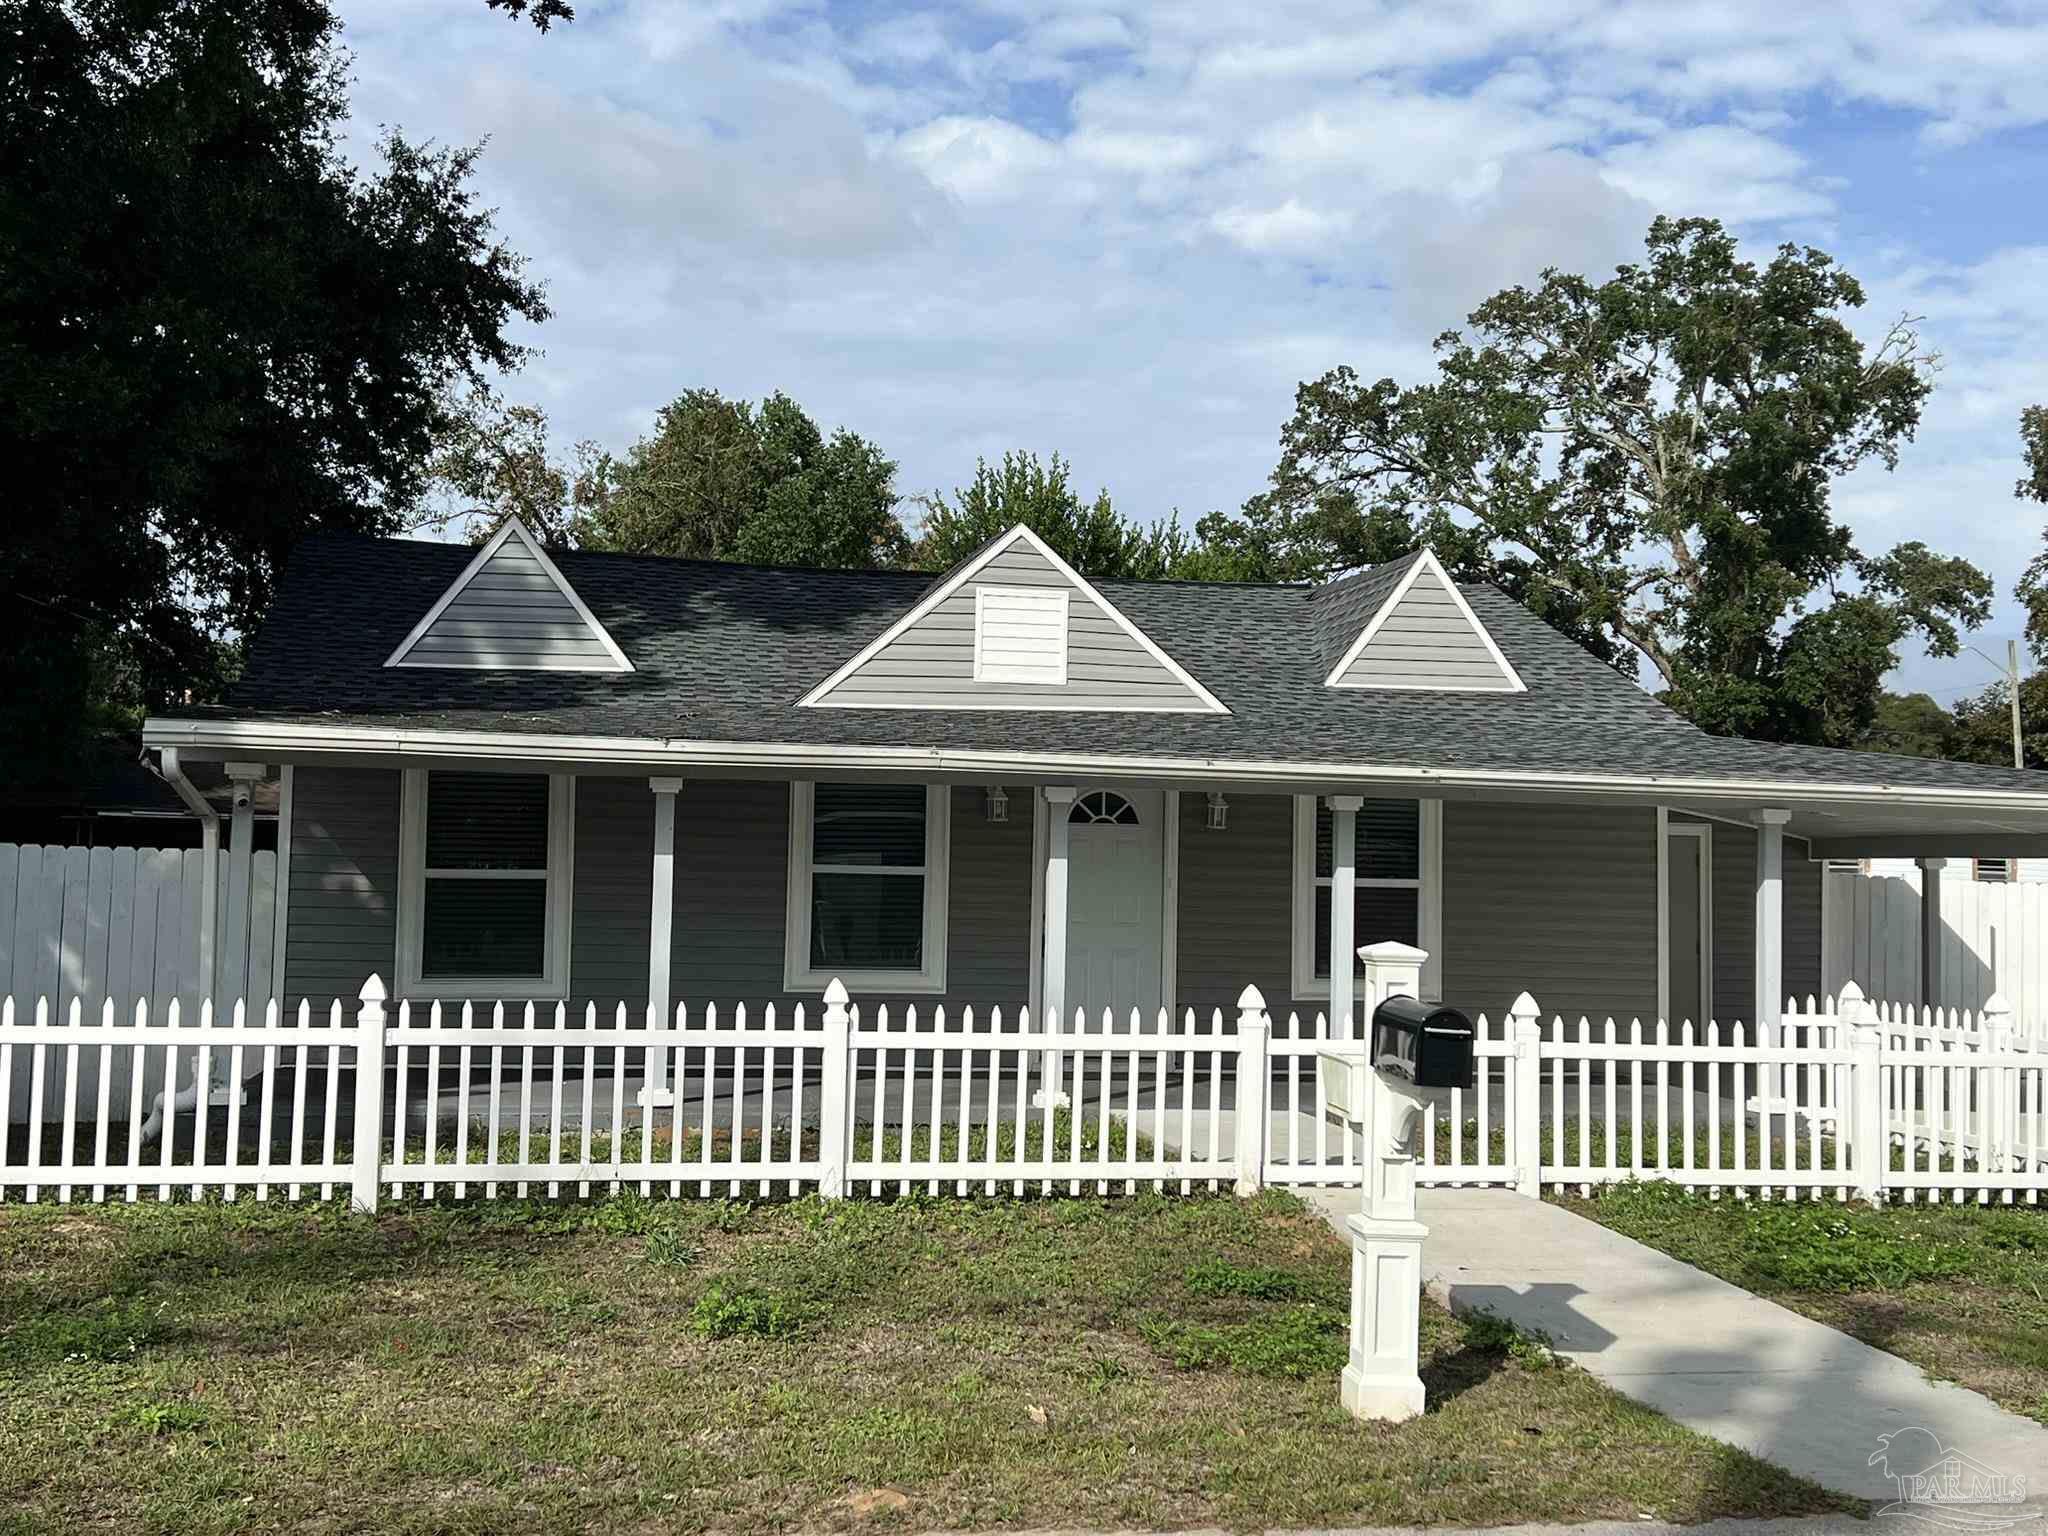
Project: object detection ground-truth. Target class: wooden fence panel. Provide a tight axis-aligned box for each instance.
[1,844,276,1122]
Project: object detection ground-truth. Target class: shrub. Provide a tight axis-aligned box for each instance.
[692,1282,805,1340]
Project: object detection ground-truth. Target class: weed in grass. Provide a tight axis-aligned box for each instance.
[692,1281,806,1339]
[115,1400,209,1437]
[1139,1304,1348,1379]
[643,1226,698,1268]
[1462,1308,1561,1369]
[1184,1256,1309,1301]
[4,1298,167,1366]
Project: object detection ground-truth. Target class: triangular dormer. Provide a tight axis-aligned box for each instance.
[384,518,632,672]
[801,524,1227,713]
[1321,547,1524,692]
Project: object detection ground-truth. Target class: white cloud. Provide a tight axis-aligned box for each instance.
[332,0,2048,695]
[1601,124,1831,223]
[895,115,1066,203]
[1210,198,1353,255]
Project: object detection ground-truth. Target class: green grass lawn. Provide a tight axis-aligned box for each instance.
[1559,1182,2048,1425]
[0,1189,1854,1534]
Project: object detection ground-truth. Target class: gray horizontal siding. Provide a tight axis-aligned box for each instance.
[401,539,615,667]
[820,542,1211,710]
[573,776,653,1023]
[284,768,399,1015]
[1441,801,1659,1026]
[1337,566,1517,690]
[669,781,1032,1017]
[1176,792,1292,1023]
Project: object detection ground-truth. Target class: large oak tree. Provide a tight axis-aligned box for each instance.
[0,0,548,783]
[1238,217,1991,747]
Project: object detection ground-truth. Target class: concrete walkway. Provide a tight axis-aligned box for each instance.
[1307,1186,2048,1509]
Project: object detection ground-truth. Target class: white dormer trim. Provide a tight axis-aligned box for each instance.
[799,524,1229,713]
[384,517,633,672]
[1322,547,1525,693]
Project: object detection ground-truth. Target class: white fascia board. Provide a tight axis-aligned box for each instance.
[384,517,633,673]
[140,714,2048,821]
[799,523,1228,714]
[1323,548,1525,693]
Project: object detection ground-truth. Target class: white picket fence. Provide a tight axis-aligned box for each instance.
[0,843,278,1124]
[1,979,2041,1208]
[1823,867,2048,1036]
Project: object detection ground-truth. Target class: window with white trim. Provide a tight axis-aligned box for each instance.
[785,782,950,993]
[398,770,574,997]
[1290,795,1441,998]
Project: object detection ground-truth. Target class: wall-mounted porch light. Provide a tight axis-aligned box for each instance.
[1206,791,1229,830]
[986,785,1010,824]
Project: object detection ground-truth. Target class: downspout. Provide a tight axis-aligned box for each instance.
[157,747,220,1002]
[140,747,222,1145]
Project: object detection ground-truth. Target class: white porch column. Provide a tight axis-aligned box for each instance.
[1326,796,1361,1039]
[639,776,683,1107]
[1037,786,1077,1107]
[1917,857,1947,1010]
[1754,808,1790,1104]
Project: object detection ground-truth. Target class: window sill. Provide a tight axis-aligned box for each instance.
[784,967,947,997]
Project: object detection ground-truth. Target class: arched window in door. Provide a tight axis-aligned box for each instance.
[1070,790,1140,826]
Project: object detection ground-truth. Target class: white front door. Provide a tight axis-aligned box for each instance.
[1064,789,1164,1029]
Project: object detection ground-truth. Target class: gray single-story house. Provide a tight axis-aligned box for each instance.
[143,518,2048,1072]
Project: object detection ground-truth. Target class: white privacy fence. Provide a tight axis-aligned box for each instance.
[0,843,277,1124]
[1823,868,2048,1036]
[1,978,2041,1208]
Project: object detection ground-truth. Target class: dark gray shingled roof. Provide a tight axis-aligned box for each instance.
[198,531,2047,795]
[1308,551,1424,676]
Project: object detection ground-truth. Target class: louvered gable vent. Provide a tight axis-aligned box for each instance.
[801,525,1226,713]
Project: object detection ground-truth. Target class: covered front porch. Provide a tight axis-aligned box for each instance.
[175,742,2038,1057]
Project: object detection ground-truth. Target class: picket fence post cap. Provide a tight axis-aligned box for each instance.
[358,973,387,1003]
[1236,984,1267,1013]
[1510,990,1540,1018]
[1984,990,2013,1017]
[1836,981,1865,1006]
[823,977,849,1007]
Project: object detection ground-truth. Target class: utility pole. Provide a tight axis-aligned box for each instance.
[2009,639,2025,770]
[1967,641,2027,770]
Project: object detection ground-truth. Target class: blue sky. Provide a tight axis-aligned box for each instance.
[342,0,2048,705]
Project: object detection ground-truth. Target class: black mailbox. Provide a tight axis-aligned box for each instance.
[1371,996,1476,1090]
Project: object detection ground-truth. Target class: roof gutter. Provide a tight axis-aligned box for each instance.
[139,715,2048,820]
[152,747,220,1002]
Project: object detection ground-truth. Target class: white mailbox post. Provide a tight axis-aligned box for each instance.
[1319,940,1431,1422]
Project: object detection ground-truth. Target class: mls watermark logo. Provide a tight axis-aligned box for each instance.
[1871,1428,2037,1529]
